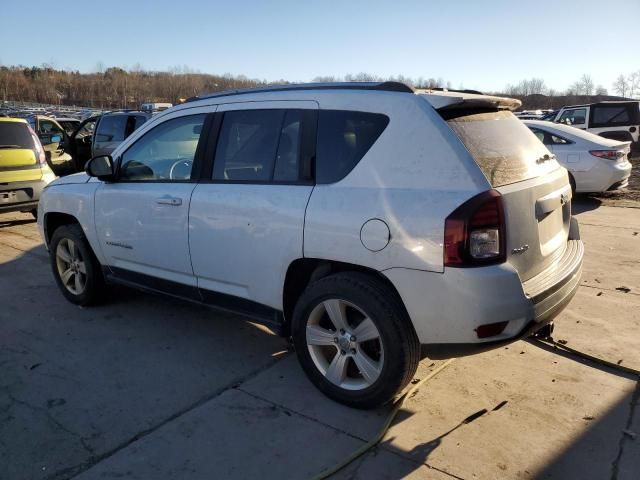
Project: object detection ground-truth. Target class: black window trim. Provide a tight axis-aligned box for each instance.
[112,112,212,184]
[198,108,318,186]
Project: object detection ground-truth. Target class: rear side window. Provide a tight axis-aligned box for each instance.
[96,115,128,142]
[316,110,389,184]
[590,105,638,127]
[0,122,33,149]
[447,110,559,187]
[213,109,306,183]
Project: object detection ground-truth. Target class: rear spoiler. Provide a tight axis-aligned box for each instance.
[416,90,521,112]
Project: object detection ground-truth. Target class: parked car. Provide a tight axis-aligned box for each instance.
[65,115,100,171]
[92,111,150,158]
[140,102,173,113]
[54,117,81,136]
[38,82,583,408]
[552,101,640,147]
[524,120,632,193]
[26,115,74,171]
[0,117,56,217]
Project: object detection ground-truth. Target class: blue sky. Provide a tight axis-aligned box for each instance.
[1,0,638,92]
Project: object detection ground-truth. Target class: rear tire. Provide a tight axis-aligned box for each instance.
[568,173,577,196]
[292,272,420,409]
[49,224,105,306]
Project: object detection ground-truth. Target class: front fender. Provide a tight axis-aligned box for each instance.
[39,183,104,263]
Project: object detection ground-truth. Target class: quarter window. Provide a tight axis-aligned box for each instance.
[557,108,586,126]
[119,114,205,181]
[590,105,632,127]
[316,110,389,184]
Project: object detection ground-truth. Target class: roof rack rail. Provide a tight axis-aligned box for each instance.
[186,81,414,103]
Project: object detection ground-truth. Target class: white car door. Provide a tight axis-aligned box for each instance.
[189,101,318,315]
[95,110,212,292]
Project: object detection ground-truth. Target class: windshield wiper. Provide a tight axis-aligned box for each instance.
[0,144,24,149]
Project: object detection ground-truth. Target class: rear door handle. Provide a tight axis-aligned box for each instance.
[155,195,182,206]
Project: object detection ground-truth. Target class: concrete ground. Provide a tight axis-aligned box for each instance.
[1,199,638,480]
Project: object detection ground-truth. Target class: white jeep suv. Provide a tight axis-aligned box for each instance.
[38,83,584,408]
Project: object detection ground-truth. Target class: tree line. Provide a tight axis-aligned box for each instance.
[1,64,638,110]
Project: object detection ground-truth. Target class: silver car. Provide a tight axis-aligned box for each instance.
[38,83,583,408]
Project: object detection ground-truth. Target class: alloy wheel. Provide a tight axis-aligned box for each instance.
[306,299,384,391]
[55,238,87,295]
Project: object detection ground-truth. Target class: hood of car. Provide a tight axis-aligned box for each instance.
[49,172,91,186]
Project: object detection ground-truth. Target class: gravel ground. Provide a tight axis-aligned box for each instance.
[590,151,640,207]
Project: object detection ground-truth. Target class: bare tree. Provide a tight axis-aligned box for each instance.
[628,71,640,98]
[613,74,629,97]
[595,85,608,95]
[580,74,594,95]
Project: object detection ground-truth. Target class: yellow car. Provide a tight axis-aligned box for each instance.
[0,117,56,218]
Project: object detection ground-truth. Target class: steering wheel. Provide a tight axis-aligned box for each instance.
[169,159,193,180]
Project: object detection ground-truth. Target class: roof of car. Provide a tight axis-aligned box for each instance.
[561,100,640,109]
[0,117,28,123]
[523,119,631,146]
[186,81,414,103]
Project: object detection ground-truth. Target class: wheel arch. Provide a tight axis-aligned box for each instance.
[281,257,410,338]
[44,212,79,246]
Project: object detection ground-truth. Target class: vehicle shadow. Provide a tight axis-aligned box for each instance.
[0,217,36,228]
[0,244,288,480]
[572,195,602,214]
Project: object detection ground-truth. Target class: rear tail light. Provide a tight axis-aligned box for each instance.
[27,126,47,165]
[589,150,624,160]
[444,190,506,267]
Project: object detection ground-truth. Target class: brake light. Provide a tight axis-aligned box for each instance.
[589,150,623,160]
[28,126,47,165]
[444,190,506,267]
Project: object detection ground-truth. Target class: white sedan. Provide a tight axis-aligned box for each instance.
[524,120,633,193]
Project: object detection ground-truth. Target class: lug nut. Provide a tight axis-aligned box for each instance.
[350,348,356,354]
[340,329,345,335]
[340,350,346,355]
[350,335,356,342]
[333,337,338,343]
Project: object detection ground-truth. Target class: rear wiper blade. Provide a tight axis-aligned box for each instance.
[535,153,556,164]
[0,144,24,149]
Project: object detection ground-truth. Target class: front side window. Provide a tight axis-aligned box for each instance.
[38,119,64,135]
[213,109,304,183]
[119,114,205,181]
[315,110,389,184]
[557,108,586,126]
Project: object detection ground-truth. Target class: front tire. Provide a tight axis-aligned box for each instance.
[49,224,105,306]
[292,272,420,409]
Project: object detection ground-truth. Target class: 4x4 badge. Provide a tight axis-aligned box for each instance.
[511,244,529,254]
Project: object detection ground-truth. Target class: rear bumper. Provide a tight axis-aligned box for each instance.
[575,160,632,193]
[0,179,47,213]
[385,236,584,359]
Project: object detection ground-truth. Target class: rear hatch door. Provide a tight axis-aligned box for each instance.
[432,99,570,282]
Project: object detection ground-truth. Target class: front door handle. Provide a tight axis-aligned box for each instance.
[155,195,183,206]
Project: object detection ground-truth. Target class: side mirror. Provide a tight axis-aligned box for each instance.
[86,155,115,181]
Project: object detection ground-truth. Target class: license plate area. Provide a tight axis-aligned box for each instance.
[0,191,18,203]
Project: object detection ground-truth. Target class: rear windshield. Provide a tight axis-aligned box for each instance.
[447,110,559,187]
[0,122,34,149]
